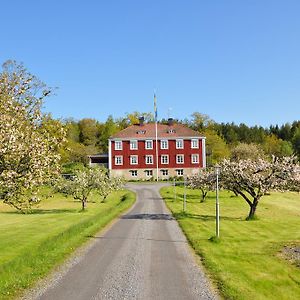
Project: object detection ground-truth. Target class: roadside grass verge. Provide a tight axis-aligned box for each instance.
[0,189,135,299]
[160,186,300,300]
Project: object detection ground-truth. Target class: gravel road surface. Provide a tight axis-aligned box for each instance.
[29,183,218,300]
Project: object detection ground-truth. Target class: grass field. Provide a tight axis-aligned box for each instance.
[0,189,135,299]
[160,186,300,300]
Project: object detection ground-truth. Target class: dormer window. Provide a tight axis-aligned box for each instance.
[167,129,176,134]
[136,130,146,134]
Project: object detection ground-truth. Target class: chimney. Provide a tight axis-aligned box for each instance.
[168,118,174,126]
[139,116,145,126]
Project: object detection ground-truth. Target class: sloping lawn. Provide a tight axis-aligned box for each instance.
[161,186,300,300]
[0,189,135,299]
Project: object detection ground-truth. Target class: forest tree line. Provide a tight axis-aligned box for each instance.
[60,111,300,169]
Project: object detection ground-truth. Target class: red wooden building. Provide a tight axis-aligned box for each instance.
[108,118,206,180]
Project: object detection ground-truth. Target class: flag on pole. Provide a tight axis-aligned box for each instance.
[154,93,157,122]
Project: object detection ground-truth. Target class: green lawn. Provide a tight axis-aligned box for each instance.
[0,189,135,299]
[160,186,300,300]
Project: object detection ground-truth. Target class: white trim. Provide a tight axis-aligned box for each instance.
[176,169,184,176]
[160,139,168,149]
[191,138,199,149]
[145,155,153,165]
[161,169,169,176]
[145,139,153,149]
[176,154,184,164]
[191,154,199,164]
[130,140,138,150]
[202,138,206,168]
[176,139,184,149]
[130,170,138,177]
[161,154,169,164]
[115,155,123,165]
[145,169,153,176]
[108,140,112,170]
[115,140,123,150]
[130,155,138,165]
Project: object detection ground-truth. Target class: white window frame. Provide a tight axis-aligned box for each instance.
[176,139,184,149]
[115,141,122,150]
[160,140,168,149]
[161,155,169,164]
[176,154,184,164]
[145,140,153,149]
[191,138,199,149]
[130,140,138,150]
[130,155,138,165]
[176,169,184,176]
[131,170,138,177]
[145,155,153,165]
[145,170,153,177]
[161,169,169,176]
[115,155,123,165]
[191,154,199,164]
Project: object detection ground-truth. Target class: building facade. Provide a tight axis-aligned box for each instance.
[108,118,206,180]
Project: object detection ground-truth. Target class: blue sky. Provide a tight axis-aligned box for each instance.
[1,0,300,127]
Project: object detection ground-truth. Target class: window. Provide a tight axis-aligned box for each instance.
[145,155,153,164]
[176,154,184,164]
[145,140,153,149]
[115,156,123,165]
[130,170,138,177]
[176,169,184,176]
[145,170,153,177]
[130,140,138,150]
[161,155,169,164]
[160,140,168,149]
[161,169,168,176]
[167,129,176,134]
[115,141,122,150]
[191,139,199,149]
[130,155,138,165]
[191,154,199,164]
[176,139,184,149]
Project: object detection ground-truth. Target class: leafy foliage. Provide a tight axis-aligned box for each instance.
[55,167,124,210]
[0,60,66,212]
[220,156,300,219]
[188,169,215,201]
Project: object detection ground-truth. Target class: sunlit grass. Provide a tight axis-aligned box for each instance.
[0,189,135,299]
[161,186,300,300]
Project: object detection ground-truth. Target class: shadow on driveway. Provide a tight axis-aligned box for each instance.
[121,213,174,221]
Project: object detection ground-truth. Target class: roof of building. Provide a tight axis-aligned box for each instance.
[109,123,205,140]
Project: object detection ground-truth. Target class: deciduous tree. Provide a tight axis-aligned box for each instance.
[220,156,299,220]
[0,60,65,212]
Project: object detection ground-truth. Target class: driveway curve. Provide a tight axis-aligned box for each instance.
[32,183,218,300]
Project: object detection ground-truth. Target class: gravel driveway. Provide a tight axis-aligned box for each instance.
[26,183,218,300]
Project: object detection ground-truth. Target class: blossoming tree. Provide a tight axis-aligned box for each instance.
[220,156,299,219]
[56,167,124,210]
[0,60,65,212]
[188,169,215,201]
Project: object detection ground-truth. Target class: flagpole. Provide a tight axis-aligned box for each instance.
[155,120,159,182]
[154,93,159,182]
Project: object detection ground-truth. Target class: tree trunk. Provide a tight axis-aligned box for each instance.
[200,189,207,202]
[247,199,259,220]
[82,198,87,210]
